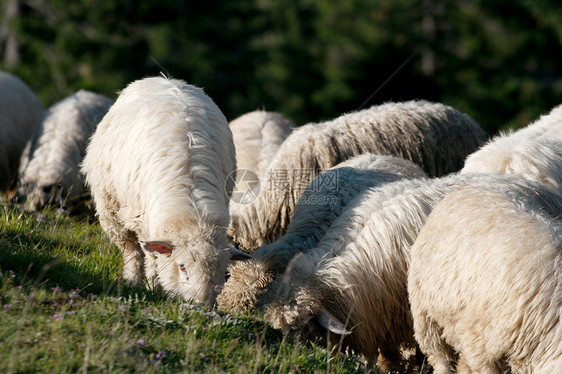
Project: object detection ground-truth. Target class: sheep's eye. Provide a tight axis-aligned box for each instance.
[178,263,187,273]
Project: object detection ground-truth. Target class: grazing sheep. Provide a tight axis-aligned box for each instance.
[228,100,485,252]
[229,110,294,182]
[408,183,562,373]
[462,103,562,194]
[264,173,554,373]
[13,90,113,213]
[0,71,43,192]
[217,154,427,313]
[82,76,241,305]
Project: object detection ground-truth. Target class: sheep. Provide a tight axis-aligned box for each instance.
[13,90,113,213]
[263,173,557,373]
[217,153,427,313]
[229,110,294,183]
[81,76,242,305]
[408,183,562,373]
[228,100,486,252]
[462,103,562,194]
[0,70,43,192]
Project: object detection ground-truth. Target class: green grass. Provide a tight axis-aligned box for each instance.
[0,203,367,373]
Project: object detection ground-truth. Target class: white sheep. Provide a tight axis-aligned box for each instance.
[408,183,562,373]
[14,90,113,213]
[0,70,43,192]
[462,103,562,194]
[217,153,427,313]
[81,76,242,305]
[228,100,486,252]
[264,173,551,373]
[229,110,294,183]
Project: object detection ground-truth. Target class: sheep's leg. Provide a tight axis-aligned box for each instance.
[457,354,501,374]
[413,312,456,374]
[97,204,145,285]
[119,236,145,284]
[376,346,404,373]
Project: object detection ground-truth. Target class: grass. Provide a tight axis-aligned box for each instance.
[0,202,367,373]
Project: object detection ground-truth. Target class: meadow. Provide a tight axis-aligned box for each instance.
[0,203,366,373]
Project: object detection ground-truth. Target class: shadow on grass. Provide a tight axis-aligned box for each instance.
[0,226,168,303]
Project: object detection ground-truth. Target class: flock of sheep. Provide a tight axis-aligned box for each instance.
[1,70,561,373]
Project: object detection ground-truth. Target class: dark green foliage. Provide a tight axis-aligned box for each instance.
[1,0,561,134]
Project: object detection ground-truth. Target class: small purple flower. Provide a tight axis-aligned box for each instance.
[136,339,146,347]
[141,307,151,313]
[16,285,22,290]
[3,304,12,310]
[156,351,167,359]
[119,305,129,311]
[54,313,63,321]
[36,214,46,222]
[70,290,81,299]
[56,207,67,214]
[66,311,76,315]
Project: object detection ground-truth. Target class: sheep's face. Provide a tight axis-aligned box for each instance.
[141,240,246,306]
[12,181,65,211]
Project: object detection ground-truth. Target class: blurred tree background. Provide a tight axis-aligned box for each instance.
[1,0,561,135]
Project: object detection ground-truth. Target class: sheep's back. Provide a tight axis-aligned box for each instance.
[83,77,235,238]
[0,71,43,190]
[19,90,113,196]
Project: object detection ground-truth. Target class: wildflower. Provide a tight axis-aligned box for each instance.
[3,304,12,310]
[141,307,151,313]
[136,339,146,347]
[66,311,76,315]
[69,291,81,299]
[54,313,63,321]
[156,351,167,359]
[56,207,67,214]
[36,214,46,222]
[119,305,129,311]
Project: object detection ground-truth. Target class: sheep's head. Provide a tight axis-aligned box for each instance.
[216,260,276,313]
[140,240,249,306]
[264,282,351,347]
[12,181,65,211]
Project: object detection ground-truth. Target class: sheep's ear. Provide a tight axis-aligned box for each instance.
[140,241,173,256]
[226,244,251,261]
[318,309,352,336]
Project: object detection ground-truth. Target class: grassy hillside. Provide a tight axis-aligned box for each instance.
[0,203,366,373]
